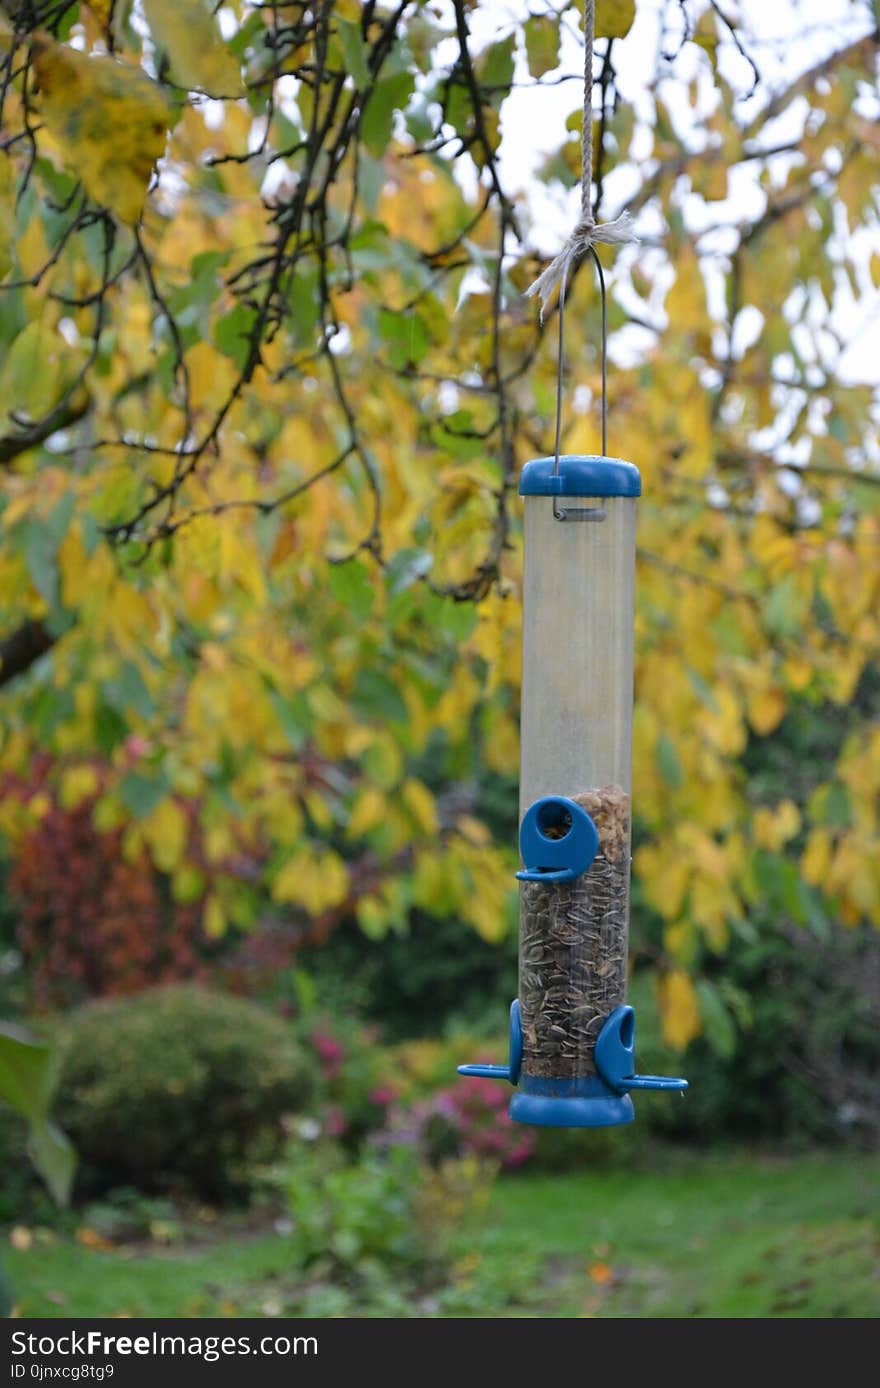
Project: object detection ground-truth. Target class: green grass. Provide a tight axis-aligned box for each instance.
[471,1148,880,1317]
[5,1149,878,1318]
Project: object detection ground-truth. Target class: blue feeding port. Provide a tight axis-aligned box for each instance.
[516,796,599,884]
[459,1001,686,1129]
[457,793,688,1128]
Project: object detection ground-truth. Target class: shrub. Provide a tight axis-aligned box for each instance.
[297,1011,396,1151]
[11,796,209,1008]
[57,985,312,1198]
[383,1075,536,1170]
[291,908,518,1041]
[284,1138,494,1310]
[633,920,880,1145]
[379,1033,505,1103]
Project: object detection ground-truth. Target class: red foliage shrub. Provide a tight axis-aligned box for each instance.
[11,797,208,1008]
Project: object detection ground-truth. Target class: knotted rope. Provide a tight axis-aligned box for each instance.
[526,0,637,318]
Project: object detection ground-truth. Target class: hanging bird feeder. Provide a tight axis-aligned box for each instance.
[458,251,687,1127]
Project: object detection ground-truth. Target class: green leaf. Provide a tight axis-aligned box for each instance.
[95,701,128,754]
[288,261,321,349]
[378,307,430,369]
[215,303,257,371]
[765,574,803,639]
[23,492,74,609]
[269,690,311,750]
[0,1022,54,1124]
[823,782,851,829]
[338,17,369,86]
[0,321,67,421]
[24,523,58,607]
[0,1024,73,1214]
[118,771,167,818]
[168,251,227,333]
[28,1118,75,1207]
[354,667,408,724]
[656,731,684,788]
[524,16,560,78]
[479,34,515,93]
[108,661,154,720]
[143,0,243,96]
[596,0,637,41]
[779,857,808,925]
[686,666,720,713]
[695,981,737,1059]
[328,558,375,619]
[362,71,415,157]
[752,849,783,903]
[387,547,433,595]
[291,967,318,1016]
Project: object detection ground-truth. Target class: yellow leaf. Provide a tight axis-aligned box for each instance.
[59,764,99,810]
[483,711,519,775]
[31,33,173,225]
[656,970,701,1050]
[595,0,636,41]
[402,778,438,835]
[654,855,690,920]
[272,848,349,915]
[747,683,786,735]
[143,0,243,96]
[92,794,124,833]
[357,895,389,940]
[700,685,746,755]
[456,815,492,848]
[84,0,114,27]
[0,321,84,424]
[0,156,14,281]
[347,787,386,838]
[360,731,403,791]
[143,797,189,872]
[205,821,233,864]
[172,863,205,903]
[412,850,451,915]
[753,800,800,851]
[203,893,226,938]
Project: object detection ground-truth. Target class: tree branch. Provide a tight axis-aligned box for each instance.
[0,393,90,466]
[0,619,54,687]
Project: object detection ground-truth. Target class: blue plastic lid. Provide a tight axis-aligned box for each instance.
[519,454,641,498]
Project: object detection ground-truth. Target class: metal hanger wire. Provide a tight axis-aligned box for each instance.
[552,245,608,523]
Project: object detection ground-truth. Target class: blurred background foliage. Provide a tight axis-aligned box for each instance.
[0,0,878,1317]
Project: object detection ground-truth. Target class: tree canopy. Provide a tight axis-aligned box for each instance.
[0,0,878,1046]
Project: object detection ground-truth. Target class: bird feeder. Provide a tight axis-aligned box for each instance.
[459,255,687,1126]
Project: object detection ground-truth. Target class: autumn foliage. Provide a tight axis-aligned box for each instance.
[11,791,207,1008]
[0,1,878,1049]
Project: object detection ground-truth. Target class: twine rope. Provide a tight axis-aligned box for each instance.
[526,0,637,318]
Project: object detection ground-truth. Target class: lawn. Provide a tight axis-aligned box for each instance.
[5,1149,878,1318]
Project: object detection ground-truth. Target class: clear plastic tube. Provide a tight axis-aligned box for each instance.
[518,494,637,1079]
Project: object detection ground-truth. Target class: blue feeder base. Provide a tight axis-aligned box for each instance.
[458,1000,687,1130]
[509,1074,635,1129]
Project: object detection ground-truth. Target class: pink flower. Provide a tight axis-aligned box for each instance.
[323,1104,348,1138]
[505,1140,535,1168]
[369,1084,397,1107]
[311,1030,346,1077]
